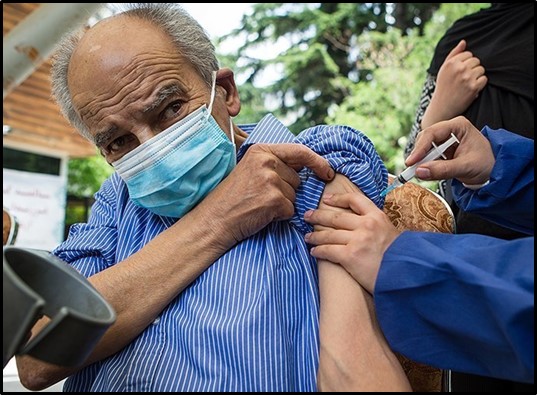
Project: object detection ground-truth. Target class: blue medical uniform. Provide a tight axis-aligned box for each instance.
[376,128,534,383]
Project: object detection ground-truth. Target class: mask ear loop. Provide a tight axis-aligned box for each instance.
[229,117,236,148]
[207,71,217,115]
[208,71,235,150]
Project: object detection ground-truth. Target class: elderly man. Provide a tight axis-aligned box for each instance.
[16,4,409,392]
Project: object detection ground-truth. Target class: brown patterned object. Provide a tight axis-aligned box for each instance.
[3,208,19,246]
[383,179,455,234]
[382,178,455,392]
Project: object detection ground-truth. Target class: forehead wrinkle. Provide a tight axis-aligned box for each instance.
[112,51,180,88]
[95,55,182,115]
[77,71,147,127]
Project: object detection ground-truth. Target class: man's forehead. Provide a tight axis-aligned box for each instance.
[72,15,175,71]
[68,16,194,106]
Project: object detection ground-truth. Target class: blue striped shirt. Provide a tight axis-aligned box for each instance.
[56,114,387,392]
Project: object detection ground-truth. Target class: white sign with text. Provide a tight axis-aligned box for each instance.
[3,168,67,251]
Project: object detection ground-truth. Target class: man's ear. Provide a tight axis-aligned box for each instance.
[216,68,241,117]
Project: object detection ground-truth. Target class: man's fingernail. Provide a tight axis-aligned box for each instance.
[304,210,313,219]
[304,233,311,242]
[416,167,431,179]
[327,168,335,179]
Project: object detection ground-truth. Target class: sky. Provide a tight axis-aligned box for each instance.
[100,4,254,40]
[181,3,283,88]
[181,3,253,44]
[98,3,281,87]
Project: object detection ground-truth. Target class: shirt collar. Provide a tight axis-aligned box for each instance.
[237,114,295,162]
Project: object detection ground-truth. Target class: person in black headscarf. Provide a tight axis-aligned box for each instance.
[427,3,533,138]
[404,3,534,392]
[406,3,534,240]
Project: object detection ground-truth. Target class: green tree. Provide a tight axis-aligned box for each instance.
[327,3,488,174]
[65,154,112,228]
[220,3,440,133]
[67,154,113,198]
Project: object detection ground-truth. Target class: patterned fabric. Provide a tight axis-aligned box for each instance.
[384,178,455,234]
[57,114,387,392]
[404,74,436,159]
[382,178,455,392]
[3,208,18,246]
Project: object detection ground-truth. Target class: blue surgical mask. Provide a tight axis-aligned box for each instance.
[112,72,236,218]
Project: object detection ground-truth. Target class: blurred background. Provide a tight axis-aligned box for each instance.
[3,3,487,391]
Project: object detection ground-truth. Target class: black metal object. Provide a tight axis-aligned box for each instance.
[3,247,115,368]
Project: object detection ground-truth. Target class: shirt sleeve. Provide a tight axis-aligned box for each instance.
[290,124,388,234]
[376,231,534,384]
[53,175,120,278]
[452,127,534,235]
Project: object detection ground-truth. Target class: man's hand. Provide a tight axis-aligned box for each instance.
[195,143,335,247]
[407,116,495,185]
[421,40,487,129]
[304,192,400,294]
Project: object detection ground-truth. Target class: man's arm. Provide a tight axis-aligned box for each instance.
[316,175,410,391]
[16,143,334,391]
[305,191,534,384]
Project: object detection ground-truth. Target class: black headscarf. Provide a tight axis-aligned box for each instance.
[429,3,534,139]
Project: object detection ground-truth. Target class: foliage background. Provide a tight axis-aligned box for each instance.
[66,3,489,224]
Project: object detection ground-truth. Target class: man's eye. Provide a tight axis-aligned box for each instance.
[162,101,183,121]
[108,135,137,155]
[109,136,128,153]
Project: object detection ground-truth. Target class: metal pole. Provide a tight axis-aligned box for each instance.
[3,3,105,100]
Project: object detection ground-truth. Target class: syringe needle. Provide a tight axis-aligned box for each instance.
[381,133,460,197]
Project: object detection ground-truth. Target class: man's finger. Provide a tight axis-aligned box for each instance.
[262,143,335,181]
[452,50,473,63]
[275,160,302,190]
[464,56,481,69]
[277,177,297,204]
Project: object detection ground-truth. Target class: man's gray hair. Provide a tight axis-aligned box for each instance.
[51,3,219,140]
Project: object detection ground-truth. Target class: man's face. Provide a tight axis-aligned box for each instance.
[68,16,223,163]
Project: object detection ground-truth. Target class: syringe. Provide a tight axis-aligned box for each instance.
[381,133,460,197]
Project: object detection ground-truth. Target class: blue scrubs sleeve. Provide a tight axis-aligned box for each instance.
[375,231,534,383]
[453,127,534,235]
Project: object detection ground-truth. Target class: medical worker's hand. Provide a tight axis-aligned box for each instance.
[407,116,495,186]
[304,192,400,294]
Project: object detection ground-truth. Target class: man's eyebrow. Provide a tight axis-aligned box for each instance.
[143,84,183,114]
[94,125,118,149]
